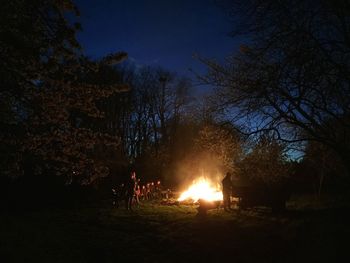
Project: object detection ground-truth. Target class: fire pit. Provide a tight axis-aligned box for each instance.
[177,177,223,215]
[197,199,221,216]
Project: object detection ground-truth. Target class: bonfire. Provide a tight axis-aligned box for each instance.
[178,177,223,203]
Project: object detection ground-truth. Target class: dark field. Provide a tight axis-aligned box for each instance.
[1,196,349,263]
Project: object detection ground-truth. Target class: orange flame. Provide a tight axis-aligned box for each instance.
[178,178,223,202]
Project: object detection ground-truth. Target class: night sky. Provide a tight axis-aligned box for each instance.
[75,0,240,80]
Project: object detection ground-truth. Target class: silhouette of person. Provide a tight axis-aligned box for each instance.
[125,171,136,210]
[134,184,141,205]
[112,188,118,207]
[222,172,232,211]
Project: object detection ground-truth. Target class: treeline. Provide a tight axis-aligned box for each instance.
[95,65,195,184]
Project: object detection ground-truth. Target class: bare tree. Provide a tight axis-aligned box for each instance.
[202,0,350,175]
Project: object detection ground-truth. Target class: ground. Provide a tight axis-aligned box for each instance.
[1,196,349,263]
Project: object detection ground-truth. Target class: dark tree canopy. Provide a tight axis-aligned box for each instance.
[0,0,127,183]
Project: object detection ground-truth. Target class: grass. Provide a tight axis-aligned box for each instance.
[1,197,349,263]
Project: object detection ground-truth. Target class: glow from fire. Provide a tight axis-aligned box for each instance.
[178,178,223,202]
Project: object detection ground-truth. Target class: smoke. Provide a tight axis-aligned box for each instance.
[174,151,227,191]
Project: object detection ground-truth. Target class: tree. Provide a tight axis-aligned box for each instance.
[1,0,81,177]
[0,0,128,183]
[131,68,193,182]
[202,0,350,175]
[238,135,290,185]
[194,123,242,173]
[303,140,347,196]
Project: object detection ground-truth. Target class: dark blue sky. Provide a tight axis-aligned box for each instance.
[75,0,240,79]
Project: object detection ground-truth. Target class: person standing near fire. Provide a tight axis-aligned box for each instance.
[222,172,232,211]
[134,179,141,205]
[125,171,136,210]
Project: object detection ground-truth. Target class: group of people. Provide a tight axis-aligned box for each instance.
[113,171,233,211]
[112,171,164,210]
